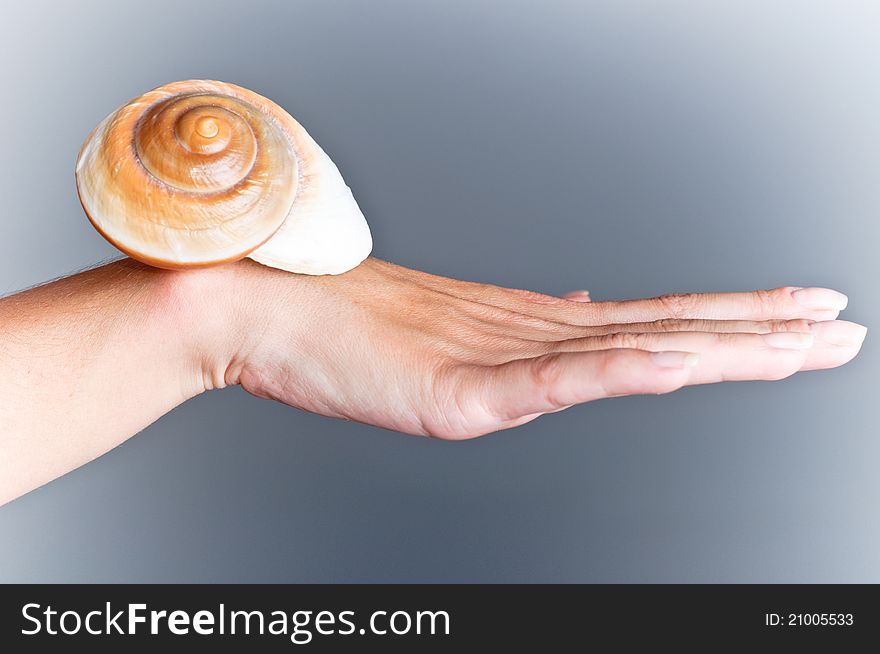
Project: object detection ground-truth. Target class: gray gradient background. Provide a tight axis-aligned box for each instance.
[0,0,877,582]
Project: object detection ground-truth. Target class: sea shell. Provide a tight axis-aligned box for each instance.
[76,80,372,274]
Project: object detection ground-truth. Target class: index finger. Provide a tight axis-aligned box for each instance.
[583,286,846,325]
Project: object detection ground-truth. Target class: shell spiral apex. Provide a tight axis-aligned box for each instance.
[75,80,372,274]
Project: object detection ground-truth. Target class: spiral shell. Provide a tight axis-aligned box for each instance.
[76,80,372,273]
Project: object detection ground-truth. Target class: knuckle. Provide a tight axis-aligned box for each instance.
[531,353,566,389]
[425,365,490,439]
[421,375,465,439]
[751,288,785,315]
[765,319,791,333]
[656,293,699,319]
[767,318,811,333]
[653,318,693,332]
[603,331,652,350]
[531,353,570,408]
[787,318,813,332]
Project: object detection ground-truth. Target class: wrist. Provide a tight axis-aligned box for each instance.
[149,261,240,395]
[159,258,312,394]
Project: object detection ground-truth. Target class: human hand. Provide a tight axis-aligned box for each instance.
[187,258,866,439]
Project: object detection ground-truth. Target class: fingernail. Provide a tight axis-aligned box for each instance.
[762,331,814,349]
[651,351,700,369]
[564,290,591,300]
[791,287,848,311]
[809,320,868,346]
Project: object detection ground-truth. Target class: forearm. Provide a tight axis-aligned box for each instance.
[0,259,224,504]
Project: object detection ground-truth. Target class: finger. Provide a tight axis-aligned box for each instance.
[484,317,812,354]
[482,310,812,358]
[475,329,828,423]
[561,290,591,302]
[584,287,847,325]
[392,261,847,325]
[800,320,867,371]
[545,329,814,383]
[499,320,867,374]
[474,348,699,422]
[575,317,813,337]
[544,320,866,377]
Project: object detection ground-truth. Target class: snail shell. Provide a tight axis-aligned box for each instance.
[75,80,372,274]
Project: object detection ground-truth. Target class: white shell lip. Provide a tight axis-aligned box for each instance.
[249,116,373,275]
[248,187,373,275]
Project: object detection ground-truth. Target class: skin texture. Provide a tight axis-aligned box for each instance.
[0,257,867,505]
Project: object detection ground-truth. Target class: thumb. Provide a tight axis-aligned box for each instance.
[470,348,698,425]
